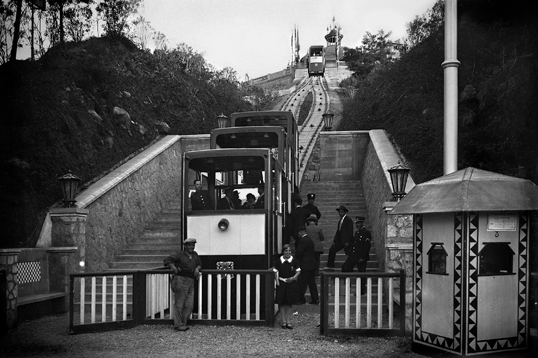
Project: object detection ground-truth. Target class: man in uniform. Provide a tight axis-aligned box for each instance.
[163,238,202,331]
[326,205,354,269]
[288,197,311,245]
[190,179,212,210]
[295,227,319,305]
[303,193,321,220]
[342,216,372,294]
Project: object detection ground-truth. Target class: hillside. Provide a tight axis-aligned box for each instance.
[340,4,538,185]
[0,36,254,248]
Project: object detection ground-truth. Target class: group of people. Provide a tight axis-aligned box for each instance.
[165,189,372,332]
[190,179,265,210]
[273,193,372,328]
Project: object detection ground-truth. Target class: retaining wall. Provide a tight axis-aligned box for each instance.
[48,135,209,272]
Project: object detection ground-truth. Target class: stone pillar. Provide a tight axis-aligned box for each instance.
[0,249,21,330]
[50,207,89,273]
[383,201,414,332]
[47,247,77,312]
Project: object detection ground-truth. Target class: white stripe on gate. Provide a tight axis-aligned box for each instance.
[334,277,340,328]
[236,274,241,320]
[91,277,96,323]
[377,277,383,328]
[345,277,350,327]
[226,274,232,320]
[122,275,127,321]
[80,277,85,324]
[388,278,393,329]
[101,276,107,322]
[112,276,117,321]
[255,274,260,320]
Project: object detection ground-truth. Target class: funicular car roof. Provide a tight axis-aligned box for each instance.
[185,148,273,173]
[230,111,295,131]
[212,126,286,149]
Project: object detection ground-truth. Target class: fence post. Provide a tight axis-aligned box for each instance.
[47,247,77,313]
[399,269,405,336]
[0,249,21,331]
[133,271,147,326]
[264,270,275,326]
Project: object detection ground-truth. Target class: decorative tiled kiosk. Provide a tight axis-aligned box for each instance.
[391,167,538,356]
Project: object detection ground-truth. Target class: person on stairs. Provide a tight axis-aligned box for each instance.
[342,216,372,294]
[325,205,354,270]
[295,227,319,305]
[305,214,325,276]
[303,193,321,220]
[288,196,311,245]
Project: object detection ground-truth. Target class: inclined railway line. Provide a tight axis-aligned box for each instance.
[279,76,330,182]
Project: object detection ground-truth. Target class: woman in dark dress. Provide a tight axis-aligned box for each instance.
[273,244,301,329]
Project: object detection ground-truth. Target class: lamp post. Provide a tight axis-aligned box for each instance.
[58,171,81,208]
[322,112,334,131]
[216,113,229,128]
[388,162,410,201]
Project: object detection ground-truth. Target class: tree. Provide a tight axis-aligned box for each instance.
[9,0,23,62]
[406,0,444,48]
[96,0,141,37]
[131,15,152,49]
[343,30,398,79]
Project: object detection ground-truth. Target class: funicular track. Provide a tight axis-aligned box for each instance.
[279,76,330,182]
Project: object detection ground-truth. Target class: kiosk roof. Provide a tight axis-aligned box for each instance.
[391,167,538,214]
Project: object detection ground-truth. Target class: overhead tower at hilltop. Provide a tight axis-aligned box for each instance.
[325,18,344,66]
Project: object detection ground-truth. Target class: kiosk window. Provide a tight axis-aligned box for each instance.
[478,242,514,276]
[427,243,447,275]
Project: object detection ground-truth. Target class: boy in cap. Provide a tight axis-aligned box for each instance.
[163,238,202,331]
[303,193,321,220]
[342,216,372,294]
[326,205,353,269]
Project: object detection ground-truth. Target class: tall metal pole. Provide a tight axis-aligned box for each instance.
[442,0,460,175]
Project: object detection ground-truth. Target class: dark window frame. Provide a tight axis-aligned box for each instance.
[478,242,515,276]
[426,242,448,275]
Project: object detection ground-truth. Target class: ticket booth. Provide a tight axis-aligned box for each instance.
[391,167,538,356]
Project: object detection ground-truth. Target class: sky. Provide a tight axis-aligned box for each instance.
[141,0,438,81]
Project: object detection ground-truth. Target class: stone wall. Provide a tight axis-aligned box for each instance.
[72,135,209,272]
[319,131,369,181]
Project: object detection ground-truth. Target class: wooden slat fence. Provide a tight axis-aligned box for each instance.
[320,270,405,336]
[69,269,275,334]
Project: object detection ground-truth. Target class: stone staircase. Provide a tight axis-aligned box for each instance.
[294,180,380,311]
[299,180,377,270]
[107,199,182,271]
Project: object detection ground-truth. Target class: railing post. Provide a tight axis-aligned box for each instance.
[0,249,21,331]
[399,269,405,336]
[47,247,77,313]
[264,270,274,326]
[133,271,147,326]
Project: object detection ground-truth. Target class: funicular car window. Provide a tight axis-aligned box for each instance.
[189,155,266,210]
